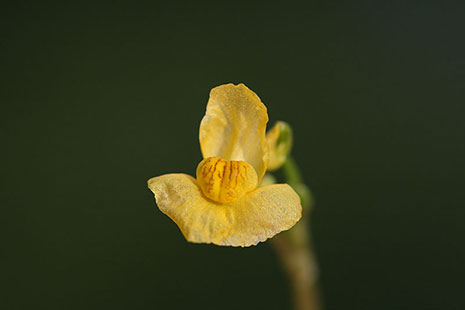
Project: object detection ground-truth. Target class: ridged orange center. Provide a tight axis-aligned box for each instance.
[196,157,258,204]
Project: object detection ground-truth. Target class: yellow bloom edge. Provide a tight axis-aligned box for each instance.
[148,173,302,247]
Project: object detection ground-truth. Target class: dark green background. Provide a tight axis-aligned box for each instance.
[2,1,464,309]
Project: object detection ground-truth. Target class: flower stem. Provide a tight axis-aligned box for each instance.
[283,156,303,184]
[271,157,322,310]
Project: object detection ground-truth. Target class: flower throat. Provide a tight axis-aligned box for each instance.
[196,157,258,204]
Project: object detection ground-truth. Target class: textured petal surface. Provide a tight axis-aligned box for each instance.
[223,184,302,247]
[148,174,235,245]
[199,83,269,182]
[148,174,302,247]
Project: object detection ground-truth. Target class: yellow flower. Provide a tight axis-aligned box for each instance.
[147,83,302,247]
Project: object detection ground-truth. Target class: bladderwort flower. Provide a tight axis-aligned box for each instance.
[147,83,302,247]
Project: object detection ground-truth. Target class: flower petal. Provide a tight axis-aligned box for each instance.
[199,83,269,183]
[148,173,236,244]
[224,184,302,247]
[148,174,301,247]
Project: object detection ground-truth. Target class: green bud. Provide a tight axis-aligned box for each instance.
[266,121,293,171]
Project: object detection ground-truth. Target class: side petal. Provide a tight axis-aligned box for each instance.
[199,83,269,183]
[224,184,302,247]
[148,174,236,245]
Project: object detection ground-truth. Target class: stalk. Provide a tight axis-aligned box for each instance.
[271,157,322,310]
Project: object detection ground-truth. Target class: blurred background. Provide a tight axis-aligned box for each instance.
[1,1,464,309]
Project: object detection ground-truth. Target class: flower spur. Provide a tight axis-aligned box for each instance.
[147,83,302,247]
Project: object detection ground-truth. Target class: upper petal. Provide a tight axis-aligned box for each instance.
[148,174,302,247]
[199,83,269,183]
